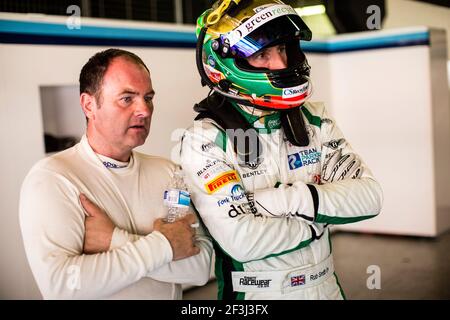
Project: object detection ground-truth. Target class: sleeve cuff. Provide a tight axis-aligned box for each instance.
[288,181,315,222]
[150,230,174,263]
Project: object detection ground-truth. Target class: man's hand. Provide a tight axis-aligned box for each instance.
[322,149,363,183]
[153,213,200,261]
[80,194,115,254]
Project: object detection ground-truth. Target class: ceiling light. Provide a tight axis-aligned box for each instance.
[294,5,326,17]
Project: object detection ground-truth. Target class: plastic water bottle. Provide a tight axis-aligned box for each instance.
[163,167,190,223]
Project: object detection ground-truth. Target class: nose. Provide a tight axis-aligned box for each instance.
[134,98,152,118]
[269,51,287,70]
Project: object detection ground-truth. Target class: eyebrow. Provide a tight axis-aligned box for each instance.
[119,89,155,96]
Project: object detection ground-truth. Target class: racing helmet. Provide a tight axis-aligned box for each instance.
[196,0,313,110]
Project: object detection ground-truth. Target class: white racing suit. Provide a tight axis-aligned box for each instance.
[180,101,383,299]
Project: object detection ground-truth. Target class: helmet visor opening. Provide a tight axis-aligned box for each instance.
[235,40,307,72]
[226,14,311,58]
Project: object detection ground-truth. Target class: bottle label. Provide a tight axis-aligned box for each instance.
[164,189,190,207]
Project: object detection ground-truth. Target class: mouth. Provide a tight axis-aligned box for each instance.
[128,125,147,132]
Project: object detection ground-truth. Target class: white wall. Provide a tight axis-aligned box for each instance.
[384,0,450,59]
[305,28,450,237]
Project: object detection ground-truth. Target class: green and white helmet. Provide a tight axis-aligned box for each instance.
[196,0,313,110]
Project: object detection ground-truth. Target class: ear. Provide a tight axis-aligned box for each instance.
[80,93,97,121]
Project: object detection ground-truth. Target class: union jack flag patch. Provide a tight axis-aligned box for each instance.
[290,274,306,287]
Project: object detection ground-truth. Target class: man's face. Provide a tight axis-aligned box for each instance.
[90,57,154,153]
[246,44,287,70]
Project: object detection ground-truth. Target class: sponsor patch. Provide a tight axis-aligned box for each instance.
[282,82,309,99]
[242,169,267,179]
[201,142,216,153]
[231,184,245,198]
[323,138,345,150]
[226,4,297,46]
[239,276,272,288]
[216,184,246,207]
[205,170,240,194]
[306,125,315,138]
[207,55,215,68]
[321,118,333,125]
[204,64,224,83]
[288,148,321,170]
[197,160,231,180]
[267,118,281,128]
[228,202,259,218]
[242,160,262,170]
[290,275,306,287]
[102,161,127,169]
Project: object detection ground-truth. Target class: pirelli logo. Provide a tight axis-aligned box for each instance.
[205,171,240,194]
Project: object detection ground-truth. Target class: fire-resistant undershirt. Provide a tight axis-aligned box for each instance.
[19,135,212,299]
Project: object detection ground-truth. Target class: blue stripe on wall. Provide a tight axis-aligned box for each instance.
[0,19,195,42]
[0,19,430,52]
[0,32,196,48]
[301,31,430,53]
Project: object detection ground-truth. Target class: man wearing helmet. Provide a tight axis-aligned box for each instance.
[180,0,383,300]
